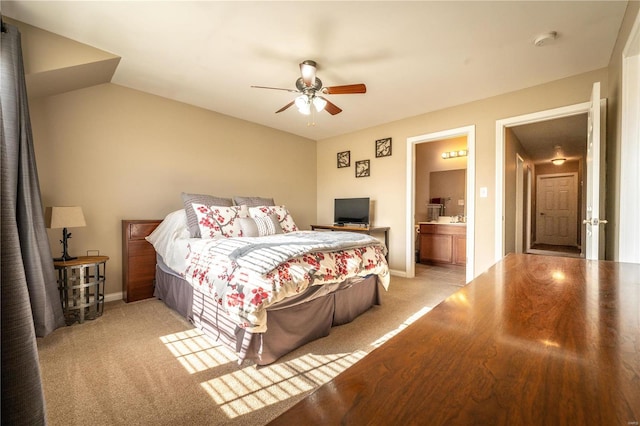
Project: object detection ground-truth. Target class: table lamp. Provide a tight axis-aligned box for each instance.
[45,206,86,261]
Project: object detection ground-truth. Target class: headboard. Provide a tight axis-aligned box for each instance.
[122,220,162,302]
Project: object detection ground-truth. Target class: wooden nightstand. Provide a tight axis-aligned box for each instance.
[53,256,109,325]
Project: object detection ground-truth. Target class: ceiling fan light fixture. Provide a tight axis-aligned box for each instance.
[312,96,327,112]
[295,95,311,115]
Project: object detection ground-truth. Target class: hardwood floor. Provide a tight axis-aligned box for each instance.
[269,254,640,425]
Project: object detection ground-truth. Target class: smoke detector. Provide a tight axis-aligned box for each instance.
[534,31,558,47]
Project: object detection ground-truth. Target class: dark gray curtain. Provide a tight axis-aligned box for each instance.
[1,21,65,425]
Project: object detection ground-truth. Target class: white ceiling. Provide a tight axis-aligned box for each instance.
[511,114,588,164]
[2,1,628,141]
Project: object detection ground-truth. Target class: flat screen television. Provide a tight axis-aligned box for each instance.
[334,197,370,226]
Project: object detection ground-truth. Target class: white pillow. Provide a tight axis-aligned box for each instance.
[145,209,189,260]
[192,204,244,238]
[249,205,298,233]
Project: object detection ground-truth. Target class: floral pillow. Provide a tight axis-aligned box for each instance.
[181,192,233,238]
[249,205,298,233]
[192,204,244,238]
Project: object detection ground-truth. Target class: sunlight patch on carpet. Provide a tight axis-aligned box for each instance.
[160,328,368,419]
[370,305,432,348]
[199,351,367,418]
[160,328,236,373]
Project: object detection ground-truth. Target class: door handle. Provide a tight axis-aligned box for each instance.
[583,218,608,226]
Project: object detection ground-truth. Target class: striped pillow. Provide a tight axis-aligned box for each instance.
[248,205,298,233]
[239,215,283,237]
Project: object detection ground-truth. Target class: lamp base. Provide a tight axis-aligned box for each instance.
[53,254,78,262]
[54,227,77,262]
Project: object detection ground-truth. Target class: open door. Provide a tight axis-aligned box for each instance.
[584,82,606,259]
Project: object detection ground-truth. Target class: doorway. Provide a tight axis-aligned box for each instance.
[406,126,475,283]
[495,84,605,261]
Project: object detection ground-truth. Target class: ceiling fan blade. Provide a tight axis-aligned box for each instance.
[322,84,367,95]
[320,97,342,115]
[299,60,317,87]
[251,85,299,93]
[275,100,295,113]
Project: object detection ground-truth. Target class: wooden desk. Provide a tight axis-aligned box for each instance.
[269,254,640,425]
[311,224,389,261]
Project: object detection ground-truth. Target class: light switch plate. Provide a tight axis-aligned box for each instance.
[480,187,488,198]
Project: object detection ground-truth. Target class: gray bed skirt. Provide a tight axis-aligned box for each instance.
[154,266,380,365]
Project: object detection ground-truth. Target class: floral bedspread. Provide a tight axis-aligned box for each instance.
[180,231,390,333]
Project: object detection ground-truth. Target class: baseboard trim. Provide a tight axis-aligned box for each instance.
[105,291,123,303]
[389,269,406,277]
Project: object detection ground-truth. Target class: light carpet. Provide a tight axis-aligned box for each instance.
[37,266,465,425]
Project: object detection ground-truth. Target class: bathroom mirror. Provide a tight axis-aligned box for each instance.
[429,169,466,217]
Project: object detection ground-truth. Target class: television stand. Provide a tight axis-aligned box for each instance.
[334,222,369,228]
[310,224,390,262]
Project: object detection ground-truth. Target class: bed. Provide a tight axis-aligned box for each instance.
[144,198,390,366]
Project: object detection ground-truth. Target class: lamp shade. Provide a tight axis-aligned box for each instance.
[45,206,86,229]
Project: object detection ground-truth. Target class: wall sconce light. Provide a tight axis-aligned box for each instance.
[441,149,468,159]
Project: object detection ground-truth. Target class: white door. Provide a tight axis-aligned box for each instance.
[584,82,606,259]
[536,174,578,246]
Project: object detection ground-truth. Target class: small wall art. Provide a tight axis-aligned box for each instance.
[355,159,370,178]
[375,137,392,158]
[337,150,351,168]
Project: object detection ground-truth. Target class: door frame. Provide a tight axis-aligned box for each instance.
[495,102,590,262]
[618,11,640,263]
[406,125,475,283]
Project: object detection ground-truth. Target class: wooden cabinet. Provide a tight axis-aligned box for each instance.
[419,224,466,266]
[122,220,162,302]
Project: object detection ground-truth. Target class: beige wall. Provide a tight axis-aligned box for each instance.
[317,68,609,275]
[31,84,316,297]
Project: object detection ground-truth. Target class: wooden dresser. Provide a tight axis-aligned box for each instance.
[269,254,640,425]
[122,220,162,302]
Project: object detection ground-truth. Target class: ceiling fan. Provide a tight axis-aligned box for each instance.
[251,60,366,116]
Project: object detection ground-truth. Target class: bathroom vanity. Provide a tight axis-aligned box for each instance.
[418,219,466,266]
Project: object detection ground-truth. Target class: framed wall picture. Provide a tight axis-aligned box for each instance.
[355,159,370,177]
[337,150,351,168]
[375,137,392,158]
